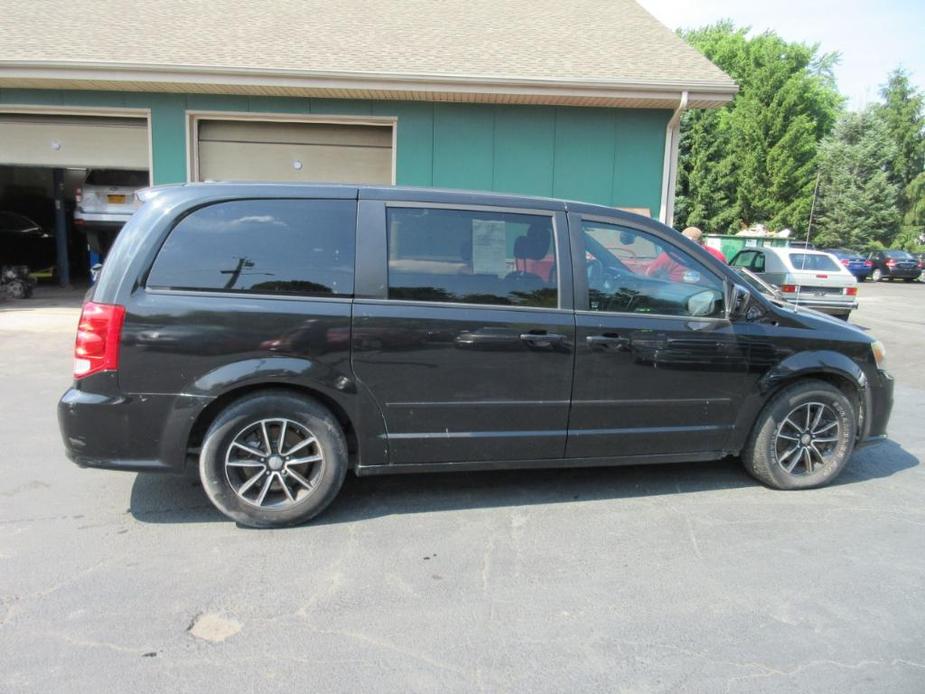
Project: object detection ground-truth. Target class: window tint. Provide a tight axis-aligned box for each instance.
[884,249,913,260]
[788,253,840,271]
[387,207,557,308]
[752,252,766,273]
[581,221,725,318]
[147,199,355,296]
[730,251,755,269]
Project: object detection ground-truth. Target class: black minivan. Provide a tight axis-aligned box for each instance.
[59,184,893,527]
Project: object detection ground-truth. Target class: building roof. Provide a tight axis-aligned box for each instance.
[0,0,737,109]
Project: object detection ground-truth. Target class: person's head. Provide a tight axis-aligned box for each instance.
[682,226,704,244]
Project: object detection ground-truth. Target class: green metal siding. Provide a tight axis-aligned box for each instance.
[0,89,670,215]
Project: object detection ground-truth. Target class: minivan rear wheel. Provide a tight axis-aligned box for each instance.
[199,391,348,528]
[743,380,857,490]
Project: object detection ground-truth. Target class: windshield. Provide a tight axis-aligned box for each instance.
[788,253,840,271]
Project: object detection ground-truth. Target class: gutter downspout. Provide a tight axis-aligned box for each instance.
[658,90,688,227]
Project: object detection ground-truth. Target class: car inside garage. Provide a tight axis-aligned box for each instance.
[0,110,150,287]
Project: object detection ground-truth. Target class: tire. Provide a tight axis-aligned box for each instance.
[199,391,348,528]
[743,379,857,490]
[6,279,30,299]
[872,268,882,282]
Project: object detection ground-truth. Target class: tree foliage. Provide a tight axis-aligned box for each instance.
[813,107,901,249]
[878,68,925,211]
[674,22,842,234]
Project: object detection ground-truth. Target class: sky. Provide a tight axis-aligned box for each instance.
[637,0,925,109]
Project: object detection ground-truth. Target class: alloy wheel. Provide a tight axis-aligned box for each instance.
[223,418,324,508]
[774,402,842,476]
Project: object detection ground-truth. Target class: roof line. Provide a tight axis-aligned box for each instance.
[0,60,739,97]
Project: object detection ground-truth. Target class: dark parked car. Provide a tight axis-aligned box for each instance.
[0,211,55,272]
[822,248,873,281]
[58,184,894,528]
[867,249,922,282]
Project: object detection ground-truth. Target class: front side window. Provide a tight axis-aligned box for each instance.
[387,207,557,308]
[147,199,355,296]
[581,221,725,318]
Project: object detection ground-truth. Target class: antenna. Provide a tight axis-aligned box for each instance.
[794,172,822,307]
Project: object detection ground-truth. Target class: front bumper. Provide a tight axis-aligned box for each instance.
[859,369,893,444]
[58,375,211,473]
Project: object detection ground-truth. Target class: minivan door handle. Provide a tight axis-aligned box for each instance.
[586,334,631,352]
[520,331,567,348]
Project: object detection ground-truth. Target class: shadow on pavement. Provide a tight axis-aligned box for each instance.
[128,439,919,527]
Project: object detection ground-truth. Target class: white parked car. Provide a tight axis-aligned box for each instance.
[74,169,149,227]
[730,246,858,319]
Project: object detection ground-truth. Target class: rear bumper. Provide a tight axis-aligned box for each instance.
[58,377,211,473]
[790,298,858,314]
[884,269,921,279]
[74,212,132,225]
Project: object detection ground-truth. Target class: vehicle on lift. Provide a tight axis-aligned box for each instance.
[59,184,894,528]
[74,169,150,258]
[0,211,55,277]
[867,249,922,282]
[729,246,858,319]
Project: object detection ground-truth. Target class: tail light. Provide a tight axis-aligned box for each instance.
[886,259,896,267]
[864,260,873,267]
[840,258,850,266]
[74,302,126,379]
[844,287,858,296]
[779,284,798,293]
[75,186,82,203]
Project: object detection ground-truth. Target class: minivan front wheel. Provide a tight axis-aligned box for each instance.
[199,391,348,528]
[743,380,857,490]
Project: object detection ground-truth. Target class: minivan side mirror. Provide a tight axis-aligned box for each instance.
[727,283,752,321]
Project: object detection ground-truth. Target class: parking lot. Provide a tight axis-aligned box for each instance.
[1,281,924,693]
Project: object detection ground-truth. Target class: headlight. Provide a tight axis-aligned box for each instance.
[871,340,887,368]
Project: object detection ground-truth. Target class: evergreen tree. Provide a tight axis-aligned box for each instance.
[813,107,901,249]
[674,22,842,234]
[877,68,925,213]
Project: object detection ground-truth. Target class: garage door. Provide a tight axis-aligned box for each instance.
[196,119,393,184]
[0,114,149,169]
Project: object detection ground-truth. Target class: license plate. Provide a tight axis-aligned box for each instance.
[107,194,126,204]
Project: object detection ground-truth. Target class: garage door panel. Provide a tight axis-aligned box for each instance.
[196,119,393,184]
[0,115,148,169]
[199,140,392,184]
[199,120,392,148]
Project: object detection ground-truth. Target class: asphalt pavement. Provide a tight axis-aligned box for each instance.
[1,281,924,693]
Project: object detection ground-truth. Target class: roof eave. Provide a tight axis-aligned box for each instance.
[0,60,738,109]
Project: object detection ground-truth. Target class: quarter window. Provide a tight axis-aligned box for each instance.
[386,207,558,308]
[581,221,725,317]
[147,199,355,296]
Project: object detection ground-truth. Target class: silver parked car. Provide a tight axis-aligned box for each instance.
[730,246,858,319]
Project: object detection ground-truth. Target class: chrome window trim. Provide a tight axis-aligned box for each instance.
[383,201,563,310]
[144,287,354,303]
[357,297,572,314]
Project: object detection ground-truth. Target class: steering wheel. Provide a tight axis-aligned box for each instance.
[586,258,604,288]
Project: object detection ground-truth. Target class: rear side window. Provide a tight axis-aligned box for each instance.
[788,253,839,271]
[147,199,355,296]
[386,207,557,308]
